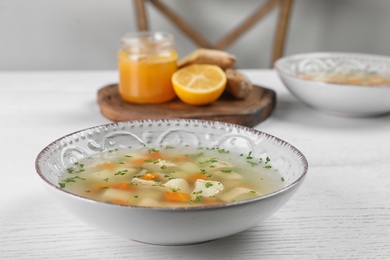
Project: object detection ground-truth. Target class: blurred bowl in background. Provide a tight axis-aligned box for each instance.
[275,52,390,117]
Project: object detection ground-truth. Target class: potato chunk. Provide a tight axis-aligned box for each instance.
[192,179,224,199]
[164,178,191,193]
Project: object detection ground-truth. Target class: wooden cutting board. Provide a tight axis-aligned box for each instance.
[97,84,276,127]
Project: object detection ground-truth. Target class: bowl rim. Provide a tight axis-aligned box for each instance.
[35,119,308,212]
[275,52,390,88]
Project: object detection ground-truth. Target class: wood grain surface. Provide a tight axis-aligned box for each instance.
[97,84,276,127]
[2,71,390,260]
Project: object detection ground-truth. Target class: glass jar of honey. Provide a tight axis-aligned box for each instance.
[118,31,178,104]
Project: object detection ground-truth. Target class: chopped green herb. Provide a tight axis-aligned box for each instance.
[193,152,204,157]
[217,149,229,154]
[200,158,218,164]
[165,145,175,149]
[103,178,109,182]
[148,148,160,153]
[205,182,213,188]
[247,161,258,167]
[221,169,233,173]
[200,169,207,174]
[264,165,272,169]
[194,196,202,202]
[114,169,128,176]
[59,175,86,188]
[66,167,75,174]
[281,177,285,182]
[134,195,139,198]
[246,151,253,160]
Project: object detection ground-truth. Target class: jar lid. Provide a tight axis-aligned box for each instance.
[121,31,174,54]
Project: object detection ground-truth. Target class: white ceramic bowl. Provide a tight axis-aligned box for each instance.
[35,119,308,245]
[275,52,390,116]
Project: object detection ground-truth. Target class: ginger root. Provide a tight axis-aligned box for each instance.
[225,69,253,99]
[178,48,236,70]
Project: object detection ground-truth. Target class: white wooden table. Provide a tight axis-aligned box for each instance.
[1,70,389,259]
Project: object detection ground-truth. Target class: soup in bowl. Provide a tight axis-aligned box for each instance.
[35,119,308,245]
[275,52,390,116]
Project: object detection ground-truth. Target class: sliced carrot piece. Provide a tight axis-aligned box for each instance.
[149,152,163,159]
[111,199,128,205]
[91,183,110,190]
[131,157,148,166]
[96,162,117,170]
[113,182,134,191]
[173,155,190,162]
[164,192,191,203]
[186,173,208,183]
[141,173,160,181]
[203,198,223,206]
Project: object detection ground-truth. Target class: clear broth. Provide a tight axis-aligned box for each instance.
[59,146,285,207]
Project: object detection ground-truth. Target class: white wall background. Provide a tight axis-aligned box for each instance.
[1,0,390,70]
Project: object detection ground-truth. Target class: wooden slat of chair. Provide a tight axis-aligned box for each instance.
[215,0,280,50]
[133,0,293,67]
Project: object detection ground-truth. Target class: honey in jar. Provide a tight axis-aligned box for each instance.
[118,32,177,103]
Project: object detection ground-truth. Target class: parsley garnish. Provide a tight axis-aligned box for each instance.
[200,158,218,164]
[67,162,85,174]
[205,182,213,188]
[59,176,86,188]
[148,148,160,153]
[66,167,75,174]
[246,151,253,160]
[114,169,128,176]
[247,161,258,167]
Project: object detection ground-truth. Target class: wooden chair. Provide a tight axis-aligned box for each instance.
[133,0,294,68]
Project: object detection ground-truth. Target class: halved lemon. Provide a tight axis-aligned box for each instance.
[171,64,227,105]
